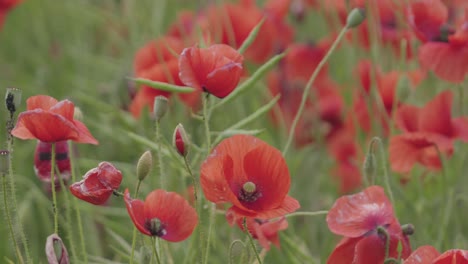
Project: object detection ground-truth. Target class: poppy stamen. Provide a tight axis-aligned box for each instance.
[147,218,167,237]
[239,181,261,202]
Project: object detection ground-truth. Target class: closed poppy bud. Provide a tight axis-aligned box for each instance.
[179,44,244,98]
[362,152,376,185]
[0,150,9,175]
[137,151,152,181]
[45,233,69,264]
[346,8,366,29]
[69,162,123,205]
[153,96,168,122]
[173,123,189,157]
[5,87,22,114]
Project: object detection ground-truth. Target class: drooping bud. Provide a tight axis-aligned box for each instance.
[5,88,22,114]
[137,151,152,181]
[346,8,366,29]
[45,233,69,264]
[0,150,9,175]
[402,224,415,236]
[173,123,190,157]
[153,96,168,122]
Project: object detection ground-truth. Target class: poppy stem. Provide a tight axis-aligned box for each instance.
[228,239,247,264]
[377,226,390,259]
[282,26,348,156]
[204,203,216,264]
[203,94,212,151]
[371,137,395,205]
[151,237,162,264]
[284,210,328,218]
[50,143,59,234]
[434,145,453,249]
[155,120,166,189]
[130,180,142,264]
[68,142,88,263]
[243,218,262,264]
[2,174,25,264]
[183,156,204,264]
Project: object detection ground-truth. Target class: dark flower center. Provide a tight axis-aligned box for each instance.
[239,181,262,202]
[145,218,167,237]
[39,152,69,161]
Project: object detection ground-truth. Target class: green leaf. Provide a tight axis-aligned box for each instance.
[213,53,285,110]
[238,18,265,55]
[131,78,196,93]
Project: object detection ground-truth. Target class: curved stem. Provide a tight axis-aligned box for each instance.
[377,226,390,259]
[2,175,24,264]
[282,26,348,156]
[284,210,328,218]
[228,240,246,264]
[243,218,262,264]
[69,142,88,263]
[50,143,59,234]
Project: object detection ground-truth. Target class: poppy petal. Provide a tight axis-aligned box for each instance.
[326,186,395,237]
[404,245,440,264]
[394,105,421,133]
[433,249,468,264]
[453,117,468,142]
[419,43,468,83]
[124,189,151,236]
[73,121,99,145]
[326,237,360,264]
[205,61,243,98]
[201,154,239,204]
[11,110,80,143]
[26,95,58,111]
[419,91,453,136]
[49,100,75,122]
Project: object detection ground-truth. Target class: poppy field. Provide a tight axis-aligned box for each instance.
[2,0,468,263]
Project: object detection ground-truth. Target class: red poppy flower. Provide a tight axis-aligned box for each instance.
[200,135,300,220]
[409,0,468,83]
[403,245,440,264]
[130,36,201,118]
[227,211,289,251]
[124,189,198,242]
[70,162,122,205]
[34,140,71,184]
[179,44,244,98]
[326,186,411,263]
[11,95,98,144]
[389,90,468,173]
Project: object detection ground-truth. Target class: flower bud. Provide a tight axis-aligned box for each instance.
[45,233,69,264]
[0,150,9,175]
[153,96,168,122]
[173,123,190,157]
[5,88,22,114]
[363,141,377,185]
[346,8,366,29]
[137,151,153,181]
[402,223,415,236]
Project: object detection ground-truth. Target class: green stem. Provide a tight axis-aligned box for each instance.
[183,156,204,263]
[203,94,212,152]
[243,218,262,264]
[203,203,216,264]
[377,226,390,259]
[151,237,162,264]
[69,142,88,263]
[155,121,165,189]
[228,240,246,264]
[130,180,142,264]
[282,26,348,156]
[435,145,452,249]
[372,137,394,205]
[2,175,24,264]
[284,210,328,218]
[50,143,59,234]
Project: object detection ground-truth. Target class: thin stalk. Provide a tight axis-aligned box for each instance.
[372,137,395,205]
[282,26,348,156]
[69,142,88,263]
[2,175,24,264]
[203,94,212,151]
[183,156,203,264]
[243,218,262,264]
[155,121,166,189]
[203,203,216,264]
[130,180,142,264]
[435,145,453,248]
[50,143,59,234]
[377,226,390,259]
[151,237,162,264]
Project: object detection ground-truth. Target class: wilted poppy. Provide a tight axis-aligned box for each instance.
[34,140,71,184]
[326,186,411,263]
[11,95,98,144]
[124,189,198,242]
[389,90,468,173]
[130,36,201,118]
[227,210,289,251]
[179,44,244,98]
[70,162,122,205]
[200,135,300,220]
[409,0,468,83]
[45,233,69,264]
